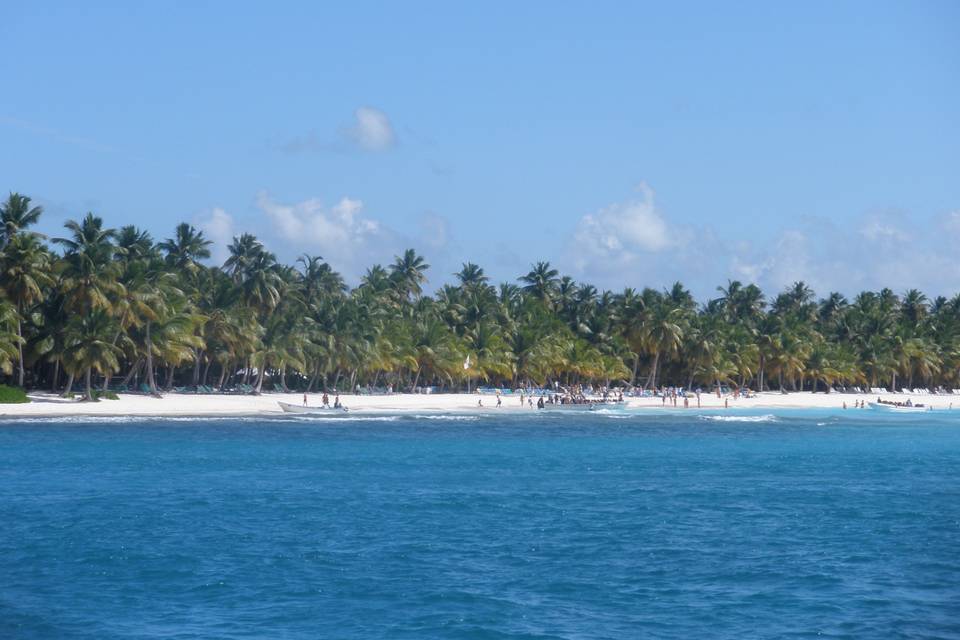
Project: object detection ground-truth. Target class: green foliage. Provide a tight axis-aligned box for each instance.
[0,384,29,403]
[91,389,119,401]
[3,190,960,395]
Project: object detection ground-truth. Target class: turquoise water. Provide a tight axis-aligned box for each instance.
[1,410,959,639]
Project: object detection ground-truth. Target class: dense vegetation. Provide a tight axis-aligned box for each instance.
[0,384,29,403]
[0,192,958,401]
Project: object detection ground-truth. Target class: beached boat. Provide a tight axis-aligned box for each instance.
[278,401,349,414]
[867,402,927,413]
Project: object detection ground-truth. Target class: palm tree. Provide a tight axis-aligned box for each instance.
[223,233,263,282]
[642,300,684,389]
[520,261,560,304]
[53,213,122,314]
[63,311,122,401]
[0,233,53,386]
[455,262,488,289]
[158,223,212,275]
[0,300,21,376]
[0,192,44,247]
[389,249,430,300]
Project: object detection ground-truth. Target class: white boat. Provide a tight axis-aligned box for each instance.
[278,401,349,415]
[867,402,927,413]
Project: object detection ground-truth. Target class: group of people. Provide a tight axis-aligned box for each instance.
[302,391,341,409]
[476,386,626,409]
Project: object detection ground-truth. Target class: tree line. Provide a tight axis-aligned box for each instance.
[0,192,957,401]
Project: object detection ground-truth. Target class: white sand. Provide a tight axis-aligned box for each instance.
[1,389,957,418]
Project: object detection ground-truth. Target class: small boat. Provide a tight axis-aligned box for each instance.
[867,402,927,413]
[278,401,349,414]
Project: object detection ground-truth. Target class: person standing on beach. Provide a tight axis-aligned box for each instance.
[303,393,308,407]
[322,392,329,407]
[496,394,502,408]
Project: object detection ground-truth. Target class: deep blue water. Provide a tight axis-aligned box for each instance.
[1,409,959,639]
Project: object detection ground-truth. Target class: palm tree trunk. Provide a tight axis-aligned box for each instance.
[254,365,266,394]
[201,359,213,387]
[279,361,287,391]
[122,359,142,387]
[84,367,93,401]
[62,371,75,397]
[164,365,175,391]
[144,321,159,394]
[646,351,660,390]
[51,360,60,393]
[192,349,203,386]
[16,312,25,388]
[411,366,422,393]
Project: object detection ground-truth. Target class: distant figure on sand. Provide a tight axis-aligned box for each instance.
[334,395,341,409]
[303,393,308,407]
[537,396,545,409]
[322,392,329,407]
[496,395,502,408]
[478,398,483,407]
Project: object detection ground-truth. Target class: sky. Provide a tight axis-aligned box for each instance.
[2,1,958,300]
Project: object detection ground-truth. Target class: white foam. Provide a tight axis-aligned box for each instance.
[698,414,778,423]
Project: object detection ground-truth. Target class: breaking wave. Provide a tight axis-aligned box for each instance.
[698,414,778,423]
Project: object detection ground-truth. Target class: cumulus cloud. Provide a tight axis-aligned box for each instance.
[255,191,396,279]
[728,209,960,297]
[279,106,397,154]
[566,182,704,289]
[418,211,450,250]
[343,106,396,151]
[196,207,235,264]
[565,181,960,299]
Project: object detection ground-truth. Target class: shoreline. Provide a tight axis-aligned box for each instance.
[1,390,957,420]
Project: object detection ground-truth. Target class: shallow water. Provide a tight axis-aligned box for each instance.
[1,410,959,638]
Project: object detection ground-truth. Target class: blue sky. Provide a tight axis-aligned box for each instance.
[2,1,958,298]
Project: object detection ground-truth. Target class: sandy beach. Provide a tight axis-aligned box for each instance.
[2,389,957,419]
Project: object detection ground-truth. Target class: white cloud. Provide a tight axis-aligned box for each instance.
[728,210,960,297]
[279,106,397,154]
[574,183,671,260]
[942,210,960,236]
[255,191,389,279]
[565,181,960,299]
[344,106,396,151]
[418,211,450,250]
[196,207,234,264]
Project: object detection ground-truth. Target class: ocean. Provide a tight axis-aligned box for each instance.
[1,409,958,639]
